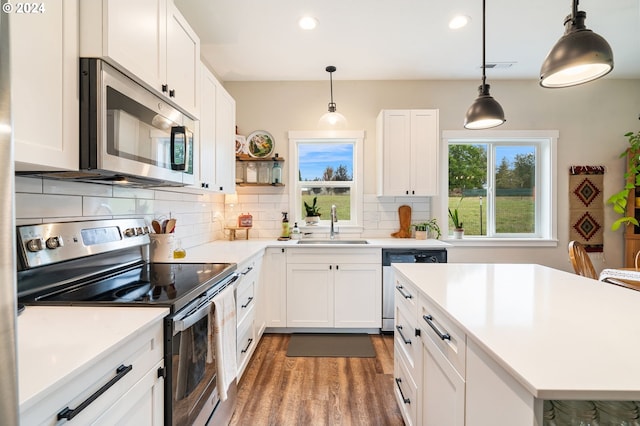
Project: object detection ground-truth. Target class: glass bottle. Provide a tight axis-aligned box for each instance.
[245,162,257,183]
[173,239,186,259]
[272,161,282,184]
[258,162,271,183]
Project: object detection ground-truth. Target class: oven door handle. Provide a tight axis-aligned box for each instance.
[174,302,211,332]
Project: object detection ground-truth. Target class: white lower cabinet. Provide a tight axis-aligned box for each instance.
[262,247,287,328]
[286,248,382,329]
[21,320,164,425]
[235,252,263,380]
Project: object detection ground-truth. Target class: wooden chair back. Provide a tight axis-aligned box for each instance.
[568,241,597,279]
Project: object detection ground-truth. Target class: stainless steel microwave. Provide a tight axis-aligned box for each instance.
[77,58,195,186]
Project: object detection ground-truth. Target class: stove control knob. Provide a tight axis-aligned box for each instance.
[45,236,63,249]
[124,228,135,237]
[136,227,144,235]
[26,238,45,252]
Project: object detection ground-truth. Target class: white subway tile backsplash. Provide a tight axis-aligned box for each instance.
[15,177,43,193]
[43,180,113,197]
[16,193,83,218]
[113,186,155,199]
[83,196,136,216]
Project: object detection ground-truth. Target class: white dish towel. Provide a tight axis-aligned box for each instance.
[207,284,237,401]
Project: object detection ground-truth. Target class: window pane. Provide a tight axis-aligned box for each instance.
[298,143,353,182]
[301,188,351,221]
[495,146,535,233]
[448,144,487,235]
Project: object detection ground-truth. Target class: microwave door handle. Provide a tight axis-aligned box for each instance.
[170,126,186,171]
[174,302,211,332]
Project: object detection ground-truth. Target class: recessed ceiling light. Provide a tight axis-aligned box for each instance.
[298,16,318,30]
[449,15,471,30]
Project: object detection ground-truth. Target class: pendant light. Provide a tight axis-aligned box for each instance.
[540,0,613,88]
[318,65,347,129]
[464,0,505,130]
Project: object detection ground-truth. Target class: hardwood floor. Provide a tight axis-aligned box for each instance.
[229,333,404,426]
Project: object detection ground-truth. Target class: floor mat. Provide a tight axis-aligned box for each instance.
[286,333,375,357]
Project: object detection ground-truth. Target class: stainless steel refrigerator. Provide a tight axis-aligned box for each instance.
[0,0,20,423]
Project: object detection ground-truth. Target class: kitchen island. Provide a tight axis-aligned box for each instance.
[392,263,640,425]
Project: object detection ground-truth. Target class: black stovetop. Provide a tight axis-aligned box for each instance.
[21,262,235,314]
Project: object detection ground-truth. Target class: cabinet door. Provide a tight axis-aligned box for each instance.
[287,263,334,327]
[334,263,382,328]
[262,248,287,327]
[379,110,412,196]
[166,1,200,117]
[197,64,217,190]
[102,0,166,91]
[410,110,439,196]
[214,82,236,193]
[93,360,164,426]
[421,332,465,426]
[12,0,79,171]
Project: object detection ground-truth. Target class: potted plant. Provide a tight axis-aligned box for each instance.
[448,207,464,239]
[303,196,321,225]
[412,219,441,240]
[607,130,640,231]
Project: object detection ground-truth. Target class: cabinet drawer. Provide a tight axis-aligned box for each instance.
[395,272,419,318]
[236,276,255,327]
[418,294,466,377]
[21,321,163,425]
[395,303,421,380]
[236,312,255,377]
[394,346,418,426]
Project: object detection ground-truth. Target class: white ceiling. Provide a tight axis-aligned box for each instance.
[174,0,640,82]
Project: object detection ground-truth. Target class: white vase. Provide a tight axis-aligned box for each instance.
[415,230,427,240]
[453,229,464,239]
[305,216,320,226]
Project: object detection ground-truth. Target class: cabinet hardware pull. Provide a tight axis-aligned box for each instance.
[395,378,410,404]
[241,266,253,275]
[395,325,411,344]
[241,338,254,353]
[57,364,133,421]
[396,285,412,299]
[169,89,175,98]
[329,265,332,270]
[241,297,254,309]
[157,367,166,379]
[162,84,168,93]
[336,265,339,270]
[423,314,451,341]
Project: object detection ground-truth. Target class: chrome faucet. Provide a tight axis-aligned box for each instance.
[330,204,338,239]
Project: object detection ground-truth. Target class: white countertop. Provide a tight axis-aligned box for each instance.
[393,263,640,400]
[18,306,168,410]
[182,238,450,264]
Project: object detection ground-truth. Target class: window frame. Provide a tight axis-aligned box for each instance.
[288,130,365,231]
[441,130,558,246]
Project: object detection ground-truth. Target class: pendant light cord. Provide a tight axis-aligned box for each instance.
[330,71,334,104]
[481,0,486,87]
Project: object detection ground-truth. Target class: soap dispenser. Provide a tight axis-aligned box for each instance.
[291,222,301,240]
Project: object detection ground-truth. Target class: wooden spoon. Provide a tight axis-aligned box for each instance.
[165,218,177,234]
[161,219,169,233]
[151,220,162,233]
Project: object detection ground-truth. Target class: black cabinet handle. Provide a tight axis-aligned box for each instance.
[241,297,254,309]
[423,314,451,341]
[395,378,410,404]
[395,285,412,299]
[241,338,254,353]
[395,325,411,345]
[169,89,175,98]
[57,364,133,421]
[162,84,168,93]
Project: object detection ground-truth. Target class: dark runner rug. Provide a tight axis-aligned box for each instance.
[286,333,375,357]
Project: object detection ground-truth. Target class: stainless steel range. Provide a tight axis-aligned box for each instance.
[16,218,238,426]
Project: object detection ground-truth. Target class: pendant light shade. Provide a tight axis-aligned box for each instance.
[540,1,613,88]
[463,0,505,130]
[318,65,347,129]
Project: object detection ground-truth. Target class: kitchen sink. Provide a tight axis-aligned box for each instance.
[297,240,369,245]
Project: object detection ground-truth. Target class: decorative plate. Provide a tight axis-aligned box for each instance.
[235,135,246,154]
[246,131,275,158]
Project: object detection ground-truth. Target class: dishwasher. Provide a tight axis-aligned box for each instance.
[382,248,447,332]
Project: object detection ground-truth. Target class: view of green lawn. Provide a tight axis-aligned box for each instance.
[302,194,351,220]
[449,196,534,235]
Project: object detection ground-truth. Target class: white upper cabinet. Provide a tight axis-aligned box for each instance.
[12,0,79,171]
[377,109,440,196]
[195,63,236,193]
[80,0,200,118]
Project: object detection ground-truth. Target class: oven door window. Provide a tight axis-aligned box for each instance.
[172,313,217,425]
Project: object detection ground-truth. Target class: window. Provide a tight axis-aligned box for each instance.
[288,131,364,229]
[443,130,558,241]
